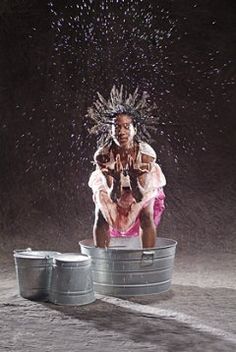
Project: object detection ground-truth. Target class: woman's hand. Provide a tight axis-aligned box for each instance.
[101,155,122,202]
[127,156,151,180]
[101,154,123,181]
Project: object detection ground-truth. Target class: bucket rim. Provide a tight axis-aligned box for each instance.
[79,237,177,252]
[52,252,91,263]
[14,250,61,259]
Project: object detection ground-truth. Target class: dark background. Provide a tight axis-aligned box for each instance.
[0,0,235,253]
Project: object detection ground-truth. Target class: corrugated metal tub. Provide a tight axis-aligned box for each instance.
[14,250,60,301]
[79,237,177,296]
[49,253,95,306]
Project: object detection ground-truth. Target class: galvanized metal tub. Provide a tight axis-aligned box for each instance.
[49,253,95,306]
[79,237,177,296]
[14,250,60,301]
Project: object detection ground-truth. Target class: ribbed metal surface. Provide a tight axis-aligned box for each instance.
[49,253,95,306]
[14,250,60,301]
[79,238,177,296]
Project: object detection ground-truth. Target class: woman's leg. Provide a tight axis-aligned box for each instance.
[93,207,110,248]
[140,199,156,248]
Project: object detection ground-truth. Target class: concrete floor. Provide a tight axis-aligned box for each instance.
[0,251,235,352]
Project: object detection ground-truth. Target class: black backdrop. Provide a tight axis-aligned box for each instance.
[0,0,235,253]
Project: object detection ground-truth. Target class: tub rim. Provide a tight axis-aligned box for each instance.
[79,237,177,252]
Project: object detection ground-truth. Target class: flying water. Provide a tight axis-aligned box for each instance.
[14,0,234,183]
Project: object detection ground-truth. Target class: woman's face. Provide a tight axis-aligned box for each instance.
[111,114,136,148]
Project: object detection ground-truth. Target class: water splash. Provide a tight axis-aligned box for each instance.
[13,1,235,181]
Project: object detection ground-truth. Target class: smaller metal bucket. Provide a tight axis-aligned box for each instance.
[14,250,60,301]
[49,253,95,306]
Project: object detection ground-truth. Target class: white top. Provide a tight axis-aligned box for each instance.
[89,141,166,194]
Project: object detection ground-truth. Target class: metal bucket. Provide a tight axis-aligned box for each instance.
[49,253,95,306]
[14,250,60,301]
[79,237,177,296]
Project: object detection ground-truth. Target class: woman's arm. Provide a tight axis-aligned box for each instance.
[95,152,123,202]
[110,176,121,202]
[137,154,155,188]
[128,155,154,202]
[129,176,143,202]
[94,150,113,188]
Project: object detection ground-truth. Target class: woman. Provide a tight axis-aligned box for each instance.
[88,87,166,248]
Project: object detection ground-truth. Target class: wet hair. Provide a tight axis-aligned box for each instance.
[87,85,157,147]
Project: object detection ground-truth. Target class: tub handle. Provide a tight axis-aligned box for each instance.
[13,247,32,254]
[141,250,155,266]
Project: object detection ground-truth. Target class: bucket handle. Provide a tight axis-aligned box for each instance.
[141,250,155,266]
[44,255,52,261]
[13,247,32,254]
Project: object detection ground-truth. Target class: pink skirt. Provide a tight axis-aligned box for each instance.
[109,190,165,238]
